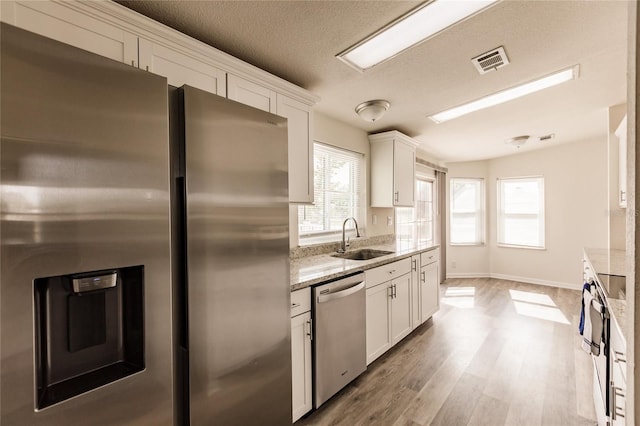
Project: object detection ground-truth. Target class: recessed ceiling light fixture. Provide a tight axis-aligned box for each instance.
[336,0,499,72]
[355,100,390,122]
[428,65,580,123]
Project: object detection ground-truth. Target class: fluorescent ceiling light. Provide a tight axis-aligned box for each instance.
[337,0,499,72]
[429,65,580,123]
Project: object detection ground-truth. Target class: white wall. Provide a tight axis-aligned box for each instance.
[289,111,394,247]
[446,138,609,288]
[609,103,627,250]
[488,138,608,288]
[446,160,491,276]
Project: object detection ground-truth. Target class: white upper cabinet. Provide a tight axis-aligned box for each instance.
[2,0,319,204]
[227,74,276,113]
[228,75,314,203]
[139,38,226,96]
[369,131,419,207]
[615,115,627,208]
[276,94,314,204]
[1,1,137,65]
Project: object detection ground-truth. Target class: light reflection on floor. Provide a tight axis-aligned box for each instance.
[442,286,475,309]
[509,289,570,324]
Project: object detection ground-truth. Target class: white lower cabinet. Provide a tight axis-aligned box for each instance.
[291,288,312,423]
[365,258,412,365]
[365,282,392,364]
[390,273,412,344]
[420,261,439,322]
[420,249,440,323]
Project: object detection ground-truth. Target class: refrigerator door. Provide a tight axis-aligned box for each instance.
[178,86,291,425]
[1,24,173,424]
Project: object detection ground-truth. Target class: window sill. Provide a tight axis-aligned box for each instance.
[450,243,485,247]
[497,243,546,250]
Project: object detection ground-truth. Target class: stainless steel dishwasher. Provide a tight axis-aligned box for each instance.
[313,272,366,408]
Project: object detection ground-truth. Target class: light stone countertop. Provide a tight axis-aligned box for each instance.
[583,247,626,276]
[583,247,627,342]
[290,241,439,291]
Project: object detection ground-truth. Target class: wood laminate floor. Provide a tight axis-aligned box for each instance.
[298,278,597,426]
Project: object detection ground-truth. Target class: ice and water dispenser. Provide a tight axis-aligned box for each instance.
[33,266,145,409]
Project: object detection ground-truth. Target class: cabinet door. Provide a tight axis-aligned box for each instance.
[227,74,276,113]
[277,94,314,204]
[391,273,412,345]
[139,38,226,96]
[420,261,439,323]
[1,1,137,65]
[366,283,392,365]
[393,140,415,206]
[410,256,421,330]
[291,311,312,422]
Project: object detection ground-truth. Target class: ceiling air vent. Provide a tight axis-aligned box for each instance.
[472,46,510,75]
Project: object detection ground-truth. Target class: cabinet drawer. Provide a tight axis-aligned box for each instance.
[420,248,440,266]
[365,258,411,288]
[291,287,311,317]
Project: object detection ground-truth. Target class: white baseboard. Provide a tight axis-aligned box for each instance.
[446,273,580,290]
[446,272,490,279]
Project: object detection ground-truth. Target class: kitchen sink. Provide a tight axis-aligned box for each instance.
[331,249,394,261]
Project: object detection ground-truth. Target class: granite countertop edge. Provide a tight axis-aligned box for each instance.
[290,243,439,291]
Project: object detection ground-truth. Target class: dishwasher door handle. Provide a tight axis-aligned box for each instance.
[317,281,365,304]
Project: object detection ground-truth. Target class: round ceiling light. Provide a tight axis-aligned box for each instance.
[355,100,390,123]
[505,135,530,148]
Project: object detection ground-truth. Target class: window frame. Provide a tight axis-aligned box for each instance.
[449,177,485,246]
[297,142,365,245]
[395,175,436,245]
[497,176,545,250]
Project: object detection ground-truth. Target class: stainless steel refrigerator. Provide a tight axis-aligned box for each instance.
[169,85,292,425]
[0,23,175,425]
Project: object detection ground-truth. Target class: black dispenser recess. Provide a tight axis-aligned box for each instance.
[33,266,145,409]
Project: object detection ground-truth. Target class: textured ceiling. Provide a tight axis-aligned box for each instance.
[115,0,628,163]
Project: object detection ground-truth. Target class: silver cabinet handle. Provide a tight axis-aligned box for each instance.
[394,191,399,202]
[621,190,626,203]
[306,319,312,341]
[421,271,425,283]
[412,259,417,271]
[393,284,397,299]
[291,302,301,309]
[388,285,393,299]
[388,270,396,275]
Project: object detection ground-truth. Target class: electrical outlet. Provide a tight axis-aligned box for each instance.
[372,214,377,225]
[451,261,457,269]
[387,216,393,226]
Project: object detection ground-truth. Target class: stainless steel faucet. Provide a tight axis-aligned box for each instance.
[338,217,360,253]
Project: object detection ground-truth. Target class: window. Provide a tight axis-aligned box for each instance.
[497,176,545,249]
[396,178,435,245]
[450,178,484,245]
[298,143,364,244]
